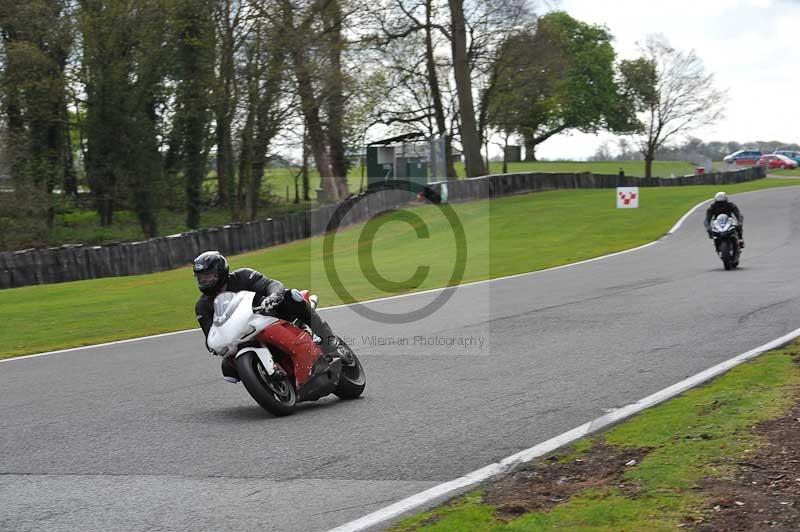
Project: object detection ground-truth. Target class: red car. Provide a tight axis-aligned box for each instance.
[757,153,798,169]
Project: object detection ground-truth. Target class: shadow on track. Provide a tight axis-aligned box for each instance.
[195,396,360,423]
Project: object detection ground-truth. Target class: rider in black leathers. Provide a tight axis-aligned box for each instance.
[193,251,338,383]
[704,191,744,248]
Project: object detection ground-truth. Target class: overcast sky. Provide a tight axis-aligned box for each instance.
[537,0,800,160]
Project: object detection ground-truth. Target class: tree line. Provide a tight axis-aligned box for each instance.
[592,138,800,164]
[0,1,725,243]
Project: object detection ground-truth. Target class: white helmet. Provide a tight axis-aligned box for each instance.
[714,191,727,202]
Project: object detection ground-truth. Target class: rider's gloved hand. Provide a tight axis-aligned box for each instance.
[707,229,713,239]
[265,291,284,307]
[255,292,284,314]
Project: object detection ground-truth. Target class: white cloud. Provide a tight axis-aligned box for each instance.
[536,0,800,159]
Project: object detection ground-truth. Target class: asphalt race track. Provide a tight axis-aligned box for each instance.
[3,187,800,532]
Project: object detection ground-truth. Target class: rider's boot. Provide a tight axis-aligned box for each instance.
[308,310,339,356]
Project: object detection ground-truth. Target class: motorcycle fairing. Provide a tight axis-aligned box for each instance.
[235,346,278,376]
[711,214,738,236]
[256,320,323,390]
[297,356,342,402]
[208,291,277,355]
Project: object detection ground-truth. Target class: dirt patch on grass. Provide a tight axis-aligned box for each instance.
[484,443,649,519]
[691,395,800,530]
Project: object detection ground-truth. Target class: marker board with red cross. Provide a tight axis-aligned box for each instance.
[617,187,639,208]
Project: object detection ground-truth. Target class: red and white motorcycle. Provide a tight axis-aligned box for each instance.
[207,289,366,416]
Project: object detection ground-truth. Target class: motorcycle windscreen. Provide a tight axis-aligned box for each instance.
[712,214,734,232]
[213,291,241,326]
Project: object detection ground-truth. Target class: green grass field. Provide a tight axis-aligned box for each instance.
[392,343,800,531]
[259,165,366,198]
[2,177,798,359]
[771,167,800,177]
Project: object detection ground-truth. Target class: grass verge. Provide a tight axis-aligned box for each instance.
[391,341,800,531]
[1,178,798,359]
[772,167,800,177]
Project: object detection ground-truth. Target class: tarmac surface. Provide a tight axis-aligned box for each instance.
[3,187,800,531]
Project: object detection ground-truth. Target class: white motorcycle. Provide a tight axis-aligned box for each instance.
[207,289,365,416]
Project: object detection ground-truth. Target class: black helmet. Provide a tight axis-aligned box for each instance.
[193,251,229,296]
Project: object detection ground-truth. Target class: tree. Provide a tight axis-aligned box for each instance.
[373,0,458,178]
[373,0,530,178]
[322,0,351,198]
[237,16,288,220]
[0,0,75,230]
[423,0,456,178]
[486,12,639,163]
[448,0,485,177]
[625,35,726,178]
[277,0,338,201]
[211,0,243,214]
[588,141,613,161]
[467,0,531,155]
[171,0,215,229]
[79,0,167,234]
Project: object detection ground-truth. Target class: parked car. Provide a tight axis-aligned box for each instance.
[757,153,798,169]
[723,149,762,165]
[774,150,800,165]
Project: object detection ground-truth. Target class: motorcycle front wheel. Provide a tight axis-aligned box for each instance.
[333,339,366,400]
[236,351,296,416]
[719,239,734,271]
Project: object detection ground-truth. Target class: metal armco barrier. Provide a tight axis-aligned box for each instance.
[0,166,765,289]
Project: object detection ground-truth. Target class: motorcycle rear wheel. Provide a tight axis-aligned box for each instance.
[333,339,366,399]
[236,351,296,416]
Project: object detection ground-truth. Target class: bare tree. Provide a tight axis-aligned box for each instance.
[629,35,726,178]
[212,0,246,214]
[448,0,485,177]
[274,0,348,201]
[369,0,457,177]
[321,0,351,198]
[371,0,531,178]
[237,16,289,221]
[468,0,531,146]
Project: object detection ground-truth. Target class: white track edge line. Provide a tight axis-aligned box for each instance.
[328,325,800,532]
[320,240,660,311]
[0,240,659,363]
[0,328,200,362]
[668,199,709,234]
